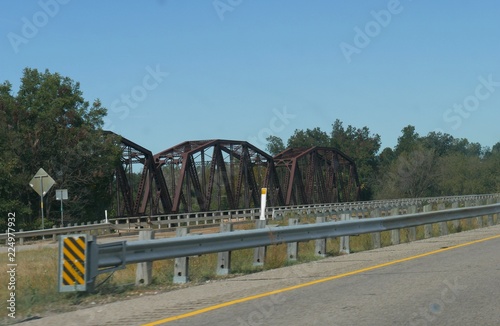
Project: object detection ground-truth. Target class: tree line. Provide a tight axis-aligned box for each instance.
[0,68,120,230]
[266,123,500,201]
[1,68,499,230]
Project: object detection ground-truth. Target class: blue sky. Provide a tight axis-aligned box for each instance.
[1,0,499,154]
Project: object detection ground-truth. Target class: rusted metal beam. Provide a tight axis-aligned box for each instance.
[109,132,172,217]
[153,140,278,213]
[112,135,360,216]
[274,146,360,206]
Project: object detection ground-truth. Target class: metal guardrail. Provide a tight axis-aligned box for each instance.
[110,208,268,229]
[108,193,500,228]
[93,202,500,272]
[5,194,499,243]
[0,222,112,243]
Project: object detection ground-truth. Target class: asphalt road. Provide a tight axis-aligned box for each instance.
[157,233,500,326]
[21,225,500,326]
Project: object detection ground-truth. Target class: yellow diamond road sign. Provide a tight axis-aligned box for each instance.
[29,168,55,197]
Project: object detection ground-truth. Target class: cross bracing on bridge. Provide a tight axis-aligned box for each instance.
[110,133,360,217]
[111,134,171,217]
[273,147,360,205]
[152,139,283,213]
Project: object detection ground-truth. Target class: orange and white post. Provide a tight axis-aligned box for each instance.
[260,188,267,220]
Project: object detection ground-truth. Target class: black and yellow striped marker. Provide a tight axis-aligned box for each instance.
[58,234,88,292]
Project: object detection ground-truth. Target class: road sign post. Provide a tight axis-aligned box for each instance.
[56,189,68,226]
[29,168,55,232]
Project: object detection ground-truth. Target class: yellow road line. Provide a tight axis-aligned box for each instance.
[143,233,500,326]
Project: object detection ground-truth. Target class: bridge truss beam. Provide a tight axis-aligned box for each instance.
[153,140,283,213]
[112,134,172,217]
[273,147,361,205]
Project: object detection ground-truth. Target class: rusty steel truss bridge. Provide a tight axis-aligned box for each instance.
[111,133,361,217]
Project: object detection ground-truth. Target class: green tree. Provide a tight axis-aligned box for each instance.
[378,147,396,170]
[394,125,419,156]
[265,135,285,155]
[420,131,455,156]
[492,142,500,154]
[1,68,120,229]
[287,127,330,148]
[437,154,489,195]
[484,147,500,192]
[0,82,32,222]
[375,125,495,199]
[376,147,439,199]
[330,119,381,199]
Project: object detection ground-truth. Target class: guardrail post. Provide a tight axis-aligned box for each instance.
[136,230,155,286]
[465,201,473,229]
[173,227,189,284]
[437,203,448,236]
[486,198,494,226]
[339,213,350,254]
[370,209,381,249]
[217,223,233,275]
[287,218,299,261]
[52,225,57,241]
[475,199,484,228]
[315,216,327,257]
[19,229,24,246]
[407,206,417,242]
[451,202,460,230]
[495,197,500,225]
[390,208,400,245]
[423,205,433,238]
[253,220,267,266]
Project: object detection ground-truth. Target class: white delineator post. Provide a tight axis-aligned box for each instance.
[260,188,267,220]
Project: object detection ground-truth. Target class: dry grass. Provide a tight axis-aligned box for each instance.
[1,214,495,324]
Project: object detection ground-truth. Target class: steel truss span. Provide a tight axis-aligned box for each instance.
[273,147,360,206]
[110,134,171,217]
[110,133,360,216]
